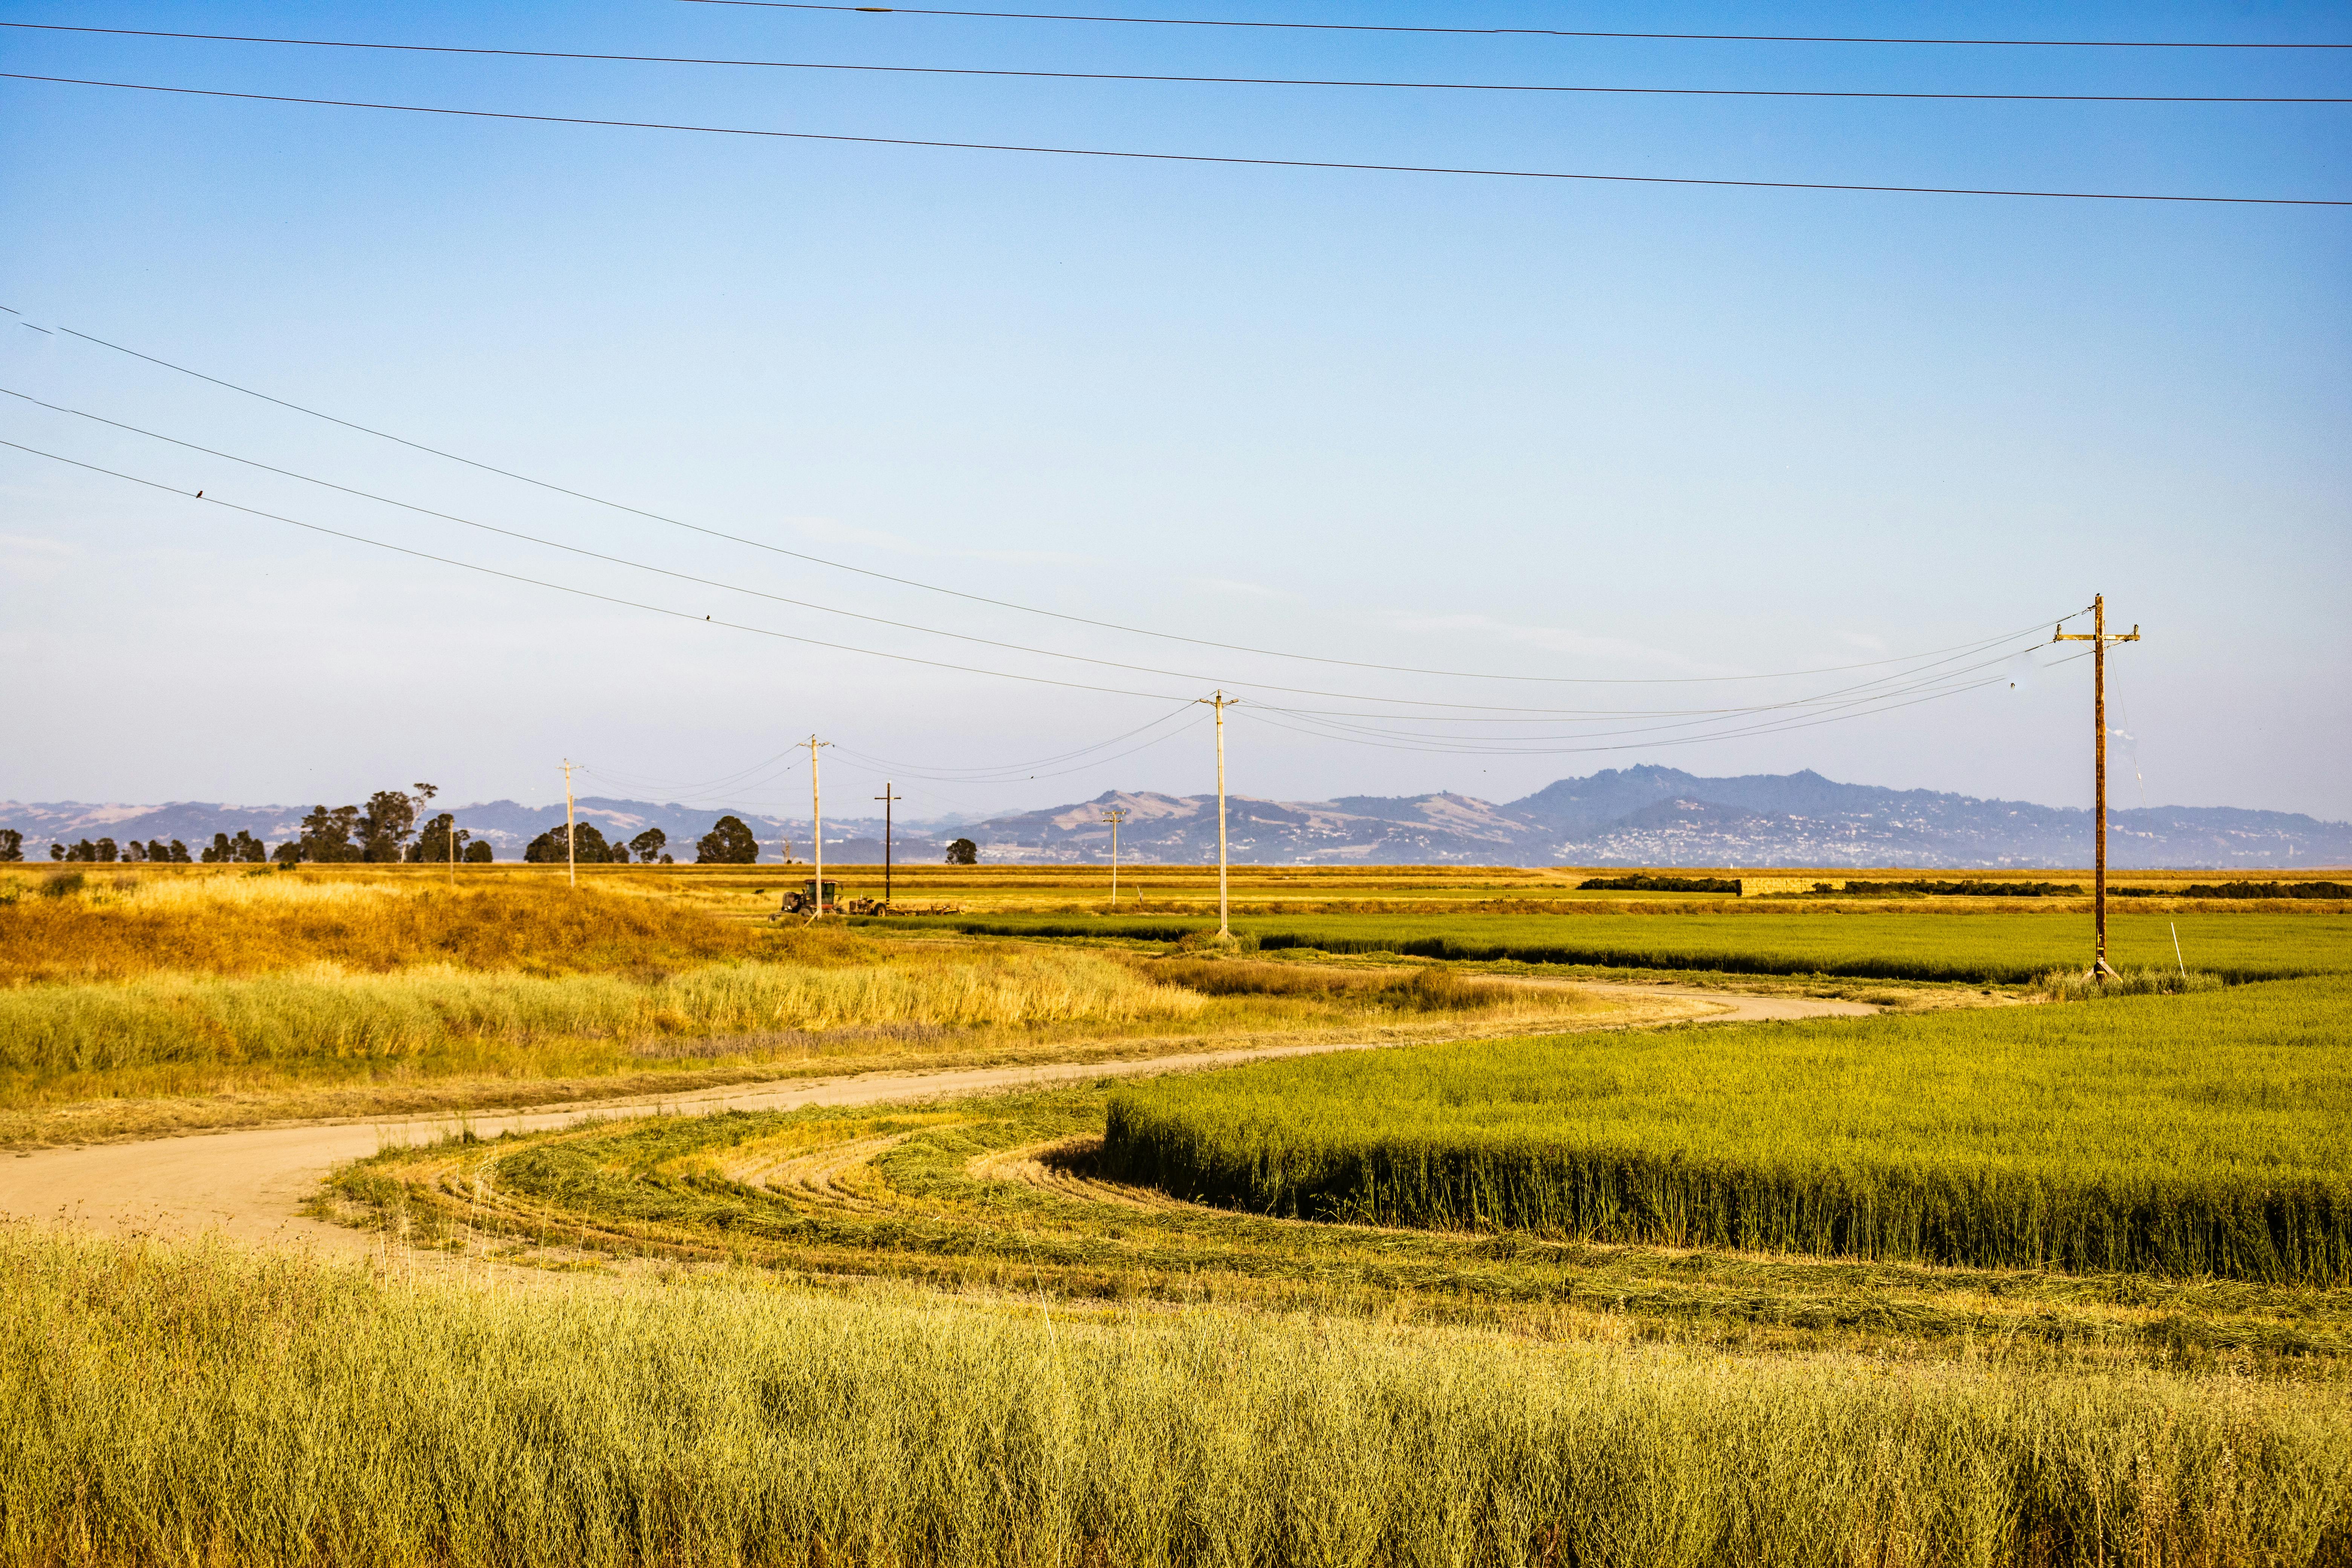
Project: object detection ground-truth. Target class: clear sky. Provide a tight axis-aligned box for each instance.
[3,1,2346,825]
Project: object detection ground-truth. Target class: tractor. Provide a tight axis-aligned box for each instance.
[775,880,893,917]
[775,879,841,916]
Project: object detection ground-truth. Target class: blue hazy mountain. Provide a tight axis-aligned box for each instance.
[6,766,2346,868]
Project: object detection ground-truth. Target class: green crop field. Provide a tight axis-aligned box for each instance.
[15,863,2352,1563]
[1101,974,2352,1282]
[871,908,2352,984]
[12,1225,2347,1568]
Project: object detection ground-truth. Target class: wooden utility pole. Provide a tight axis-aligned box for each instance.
[2053,596,2140,978]
[561,759,577,890]
[1197,691,1237,937]
[875,783,901,908]
[806,735,831,917]
[1102,805,1130,910]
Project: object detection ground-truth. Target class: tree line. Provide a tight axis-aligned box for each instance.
[1,804,987,869]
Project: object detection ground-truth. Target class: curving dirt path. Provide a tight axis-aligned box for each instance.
[0,986,1873,1258]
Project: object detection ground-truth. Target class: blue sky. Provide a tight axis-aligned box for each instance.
[2,1,2346,824]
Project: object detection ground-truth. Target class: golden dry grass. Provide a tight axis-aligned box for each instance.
[0,871,1620,1143]
[0,867,860,983]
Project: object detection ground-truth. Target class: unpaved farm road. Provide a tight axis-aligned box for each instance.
[2,985,1871,1259]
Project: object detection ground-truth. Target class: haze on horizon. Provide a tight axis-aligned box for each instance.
[3,1,2345,827]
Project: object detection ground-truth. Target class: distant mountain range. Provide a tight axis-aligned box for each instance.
[8,767,2348,868]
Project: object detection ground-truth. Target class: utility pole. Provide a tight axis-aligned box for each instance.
[874,783,901,908]
[1196,691,1237,937]
[807,735,831,917]
[1102,805,1130,910]
[561,759,577,890]
[2053,596,2141,979]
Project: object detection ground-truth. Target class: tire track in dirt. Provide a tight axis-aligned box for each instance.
[0,987,1874,1257]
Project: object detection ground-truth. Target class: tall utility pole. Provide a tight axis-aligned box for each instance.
[806,735,831,917]
[1102,805,1129,910]
[1197,691,1237,937]
[2053,596,2141,979]
[561,759,577,890]
[874,783,901,908]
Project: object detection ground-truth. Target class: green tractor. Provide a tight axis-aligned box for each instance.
[775,880,888,917]
[776,879,840,916]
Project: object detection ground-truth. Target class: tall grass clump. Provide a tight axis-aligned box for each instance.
[0,874,814,984]
[0,949,1205,1098]
[4,1225,2346,1568]
[1134,957,1577,1015]
[2034,967,2227,1001]
[1101,975,2352,1283]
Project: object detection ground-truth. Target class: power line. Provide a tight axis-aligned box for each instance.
[2,384,2065,716]
[10,24,2342,103]
[672,0,2352,50]
[1242,649,2094,758]
[8,73,2344,206]
[33,320,2087,688]
[0,435,2070,767]
[1255,642,2056,748]
[0,436,1195,703]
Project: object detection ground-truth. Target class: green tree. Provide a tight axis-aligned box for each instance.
[358,790,421,862]
[695,816,760,865]
[232,830,266,863]
[412,813,471,865]
[121,840,148,863]
[297,805,361,863]
[167,839,191,863]
[945,838,978,866]
[271,839,303,867]
[0,828,21,862]
[525,823,613,864]
[462,839,493,863]
[49,843,64,861]
[93,838,119,863]
[201,833,231,864]
[627,827,668,865]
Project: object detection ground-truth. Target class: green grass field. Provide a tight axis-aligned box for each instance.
[12,1225,2346,1568]
[1100,974,2352,1283]
[870,909,2351,983]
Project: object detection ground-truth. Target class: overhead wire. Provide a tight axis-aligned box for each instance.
[2,384,2076,716]
[0,437,1199,703]
[1242,649,2098,757]
[7,75,2345,207]
[0,435,2082,793]
[1253,649,2047,751]
[0,364,2085,703]
[668,2,2352,50]
[828,697,1201,775]
[834,712,1208,784]
[8,24,2343,103]
[1255,630,2070,727]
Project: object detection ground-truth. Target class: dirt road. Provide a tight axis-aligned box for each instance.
[0,986,1872,1258]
